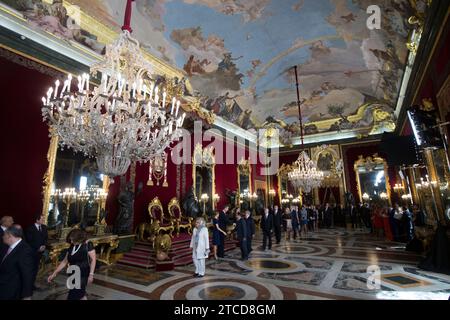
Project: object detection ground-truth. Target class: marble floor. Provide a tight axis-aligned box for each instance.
[33,228,450,300]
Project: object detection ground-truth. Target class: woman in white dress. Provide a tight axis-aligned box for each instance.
[190,217,210,277]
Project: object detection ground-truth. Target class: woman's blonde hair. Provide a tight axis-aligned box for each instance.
[196,217,206,227]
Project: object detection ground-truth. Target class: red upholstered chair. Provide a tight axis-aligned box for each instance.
[168,197,192,236]
[148,197,174,237]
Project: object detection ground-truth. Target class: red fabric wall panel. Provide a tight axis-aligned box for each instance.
[0,56,54,227]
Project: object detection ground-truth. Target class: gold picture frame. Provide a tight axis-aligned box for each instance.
[192,143,216,210]
[354,154,391,204]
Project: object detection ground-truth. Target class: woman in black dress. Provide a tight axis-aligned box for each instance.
[212,211,227,260]
[48,229,96,300]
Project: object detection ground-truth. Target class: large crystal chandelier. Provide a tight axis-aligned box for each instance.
[288,66,324,193]
[41,0,185,179]
[288,151,324,193]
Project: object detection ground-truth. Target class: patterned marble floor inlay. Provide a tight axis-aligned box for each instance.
[198,285,247,300]
[31,228,450,300]
[245,259,297,271]
[381,274,432,288]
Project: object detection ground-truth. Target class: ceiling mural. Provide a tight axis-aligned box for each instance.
[2,0,426,141]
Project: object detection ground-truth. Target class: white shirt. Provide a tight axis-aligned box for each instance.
[9,239,22,251]
[35,223,41,231]
[1,226,6,232]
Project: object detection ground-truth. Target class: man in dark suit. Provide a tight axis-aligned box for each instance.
[272,205,282,244]
[324,203,333,228]
[290,206,299,239]
[217,205,230,258]
[244,210,255,255]
[0,225,34,300]
[235,212,248,260]
[26,214,48,291]
[261,208,273,250]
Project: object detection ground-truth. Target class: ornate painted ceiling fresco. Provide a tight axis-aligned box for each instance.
[2,0,427,142]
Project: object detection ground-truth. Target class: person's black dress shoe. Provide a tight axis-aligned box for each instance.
[193,273,198,277]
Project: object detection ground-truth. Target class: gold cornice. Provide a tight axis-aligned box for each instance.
[0,44,69,75]
[0,2,25,20]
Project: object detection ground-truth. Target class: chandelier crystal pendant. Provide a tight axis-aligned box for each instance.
[41,0,185,179]
[287,66,324,194]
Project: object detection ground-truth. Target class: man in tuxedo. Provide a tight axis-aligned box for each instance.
[0,225,34,300]
[217,205,230,258]
[261,208,273,250]
[272,205,282,244]
[244,210,255,254]
[235,212,248,260]
[26,214,48,291]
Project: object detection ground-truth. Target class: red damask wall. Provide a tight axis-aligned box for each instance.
[0,56,53,227]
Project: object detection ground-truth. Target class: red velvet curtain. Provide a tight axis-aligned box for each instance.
[0,56,55,227]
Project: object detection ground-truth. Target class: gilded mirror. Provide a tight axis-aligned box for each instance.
[277,164,297,205]
[42,134,110,231]
[354,154,391,204]
[237,158,252,210]
[192,144,216,213]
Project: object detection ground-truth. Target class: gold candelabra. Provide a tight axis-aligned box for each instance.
[200,193,209,216]
[57,188,77,240]
[62,188,77,227]
[94,188,108,235]
[77,190,90,225]
[269,189,276,207]
[213,193,220,207]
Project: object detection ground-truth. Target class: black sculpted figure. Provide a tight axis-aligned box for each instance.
[182,187,201,218]
[114,181,142,235]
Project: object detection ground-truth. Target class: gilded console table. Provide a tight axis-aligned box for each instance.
[47,234,120,266]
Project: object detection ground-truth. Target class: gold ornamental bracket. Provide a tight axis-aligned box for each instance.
[180,97,216,125]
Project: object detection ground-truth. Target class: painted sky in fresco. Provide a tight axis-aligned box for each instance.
[2,0,415,133]
[98,0,412,130]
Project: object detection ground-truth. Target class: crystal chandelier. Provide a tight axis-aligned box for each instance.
[287,66,324,193]
[288,151,324,193]
[41,0,185,179]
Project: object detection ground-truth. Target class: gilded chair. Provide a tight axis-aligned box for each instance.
[148,197,174,237]
[168,197,192,236]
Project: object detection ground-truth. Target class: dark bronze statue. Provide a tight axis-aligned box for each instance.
[225,188,237,209]
[114,180,143,235]
[182,186,201,218]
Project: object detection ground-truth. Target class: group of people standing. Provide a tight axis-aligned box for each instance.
[0,214,96,300]
[0,214,48,300]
